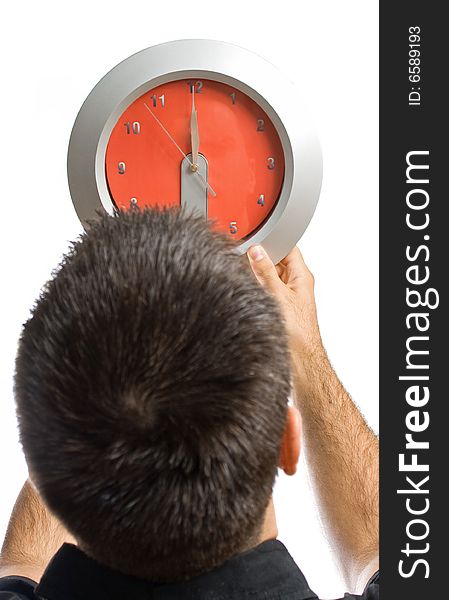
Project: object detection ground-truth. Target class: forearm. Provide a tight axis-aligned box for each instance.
[291,343,379,588]
[246,244,379,589]
[0,480,74,581]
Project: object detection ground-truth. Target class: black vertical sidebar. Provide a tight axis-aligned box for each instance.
[380,1,446,597]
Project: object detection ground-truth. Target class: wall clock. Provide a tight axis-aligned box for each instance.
[68,39,322,263]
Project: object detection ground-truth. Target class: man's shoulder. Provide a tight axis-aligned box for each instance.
[0,572,379,600]
[341,572,379,600]
[0,548,379,600]
[0,576,37,600]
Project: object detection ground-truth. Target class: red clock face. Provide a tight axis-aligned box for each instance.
[105,78,285,241]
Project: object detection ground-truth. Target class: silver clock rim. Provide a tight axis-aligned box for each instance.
[67,39,322,264]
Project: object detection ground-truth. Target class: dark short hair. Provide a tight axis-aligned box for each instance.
[15,208,291,581]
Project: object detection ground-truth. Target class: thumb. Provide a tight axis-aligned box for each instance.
[247,245,283,294]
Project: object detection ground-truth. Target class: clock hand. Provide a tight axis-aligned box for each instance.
[143,102,216,197]
[190,86,200,169]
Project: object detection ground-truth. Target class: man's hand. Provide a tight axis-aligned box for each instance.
[246,245,325,400]
[0,480,75,582]
[246,244,321,356]
[247,244,379,593]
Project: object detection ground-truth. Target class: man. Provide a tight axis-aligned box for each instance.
[0,209,379,599]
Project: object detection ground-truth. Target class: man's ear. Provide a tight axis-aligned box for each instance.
[278,405,301,476]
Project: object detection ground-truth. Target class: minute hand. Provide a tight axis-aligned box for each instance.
[190,87,200,168]
[143,102,216,197]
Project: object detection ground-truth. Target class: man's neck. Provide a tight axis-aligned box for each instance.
[257,497,278,544]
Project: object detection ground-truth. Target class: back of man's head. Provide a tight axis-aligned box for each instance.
[14,208,291,581]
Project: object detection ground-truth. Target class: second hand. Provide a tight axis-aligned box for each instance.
[143,102,217,197]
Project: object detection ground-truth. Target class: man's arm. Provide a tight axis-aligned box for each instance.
[0,480,75,582]
[247,245,379,593]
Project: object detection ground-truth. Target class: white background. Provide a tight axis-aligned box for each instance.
[0,1,378,597]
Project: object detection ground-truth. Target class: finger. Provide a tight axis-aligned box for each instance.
[278,246,314,284]
[247,245,283,294]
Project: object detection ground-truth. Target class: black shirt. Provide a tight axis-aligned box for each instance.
[0,540,379,600]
